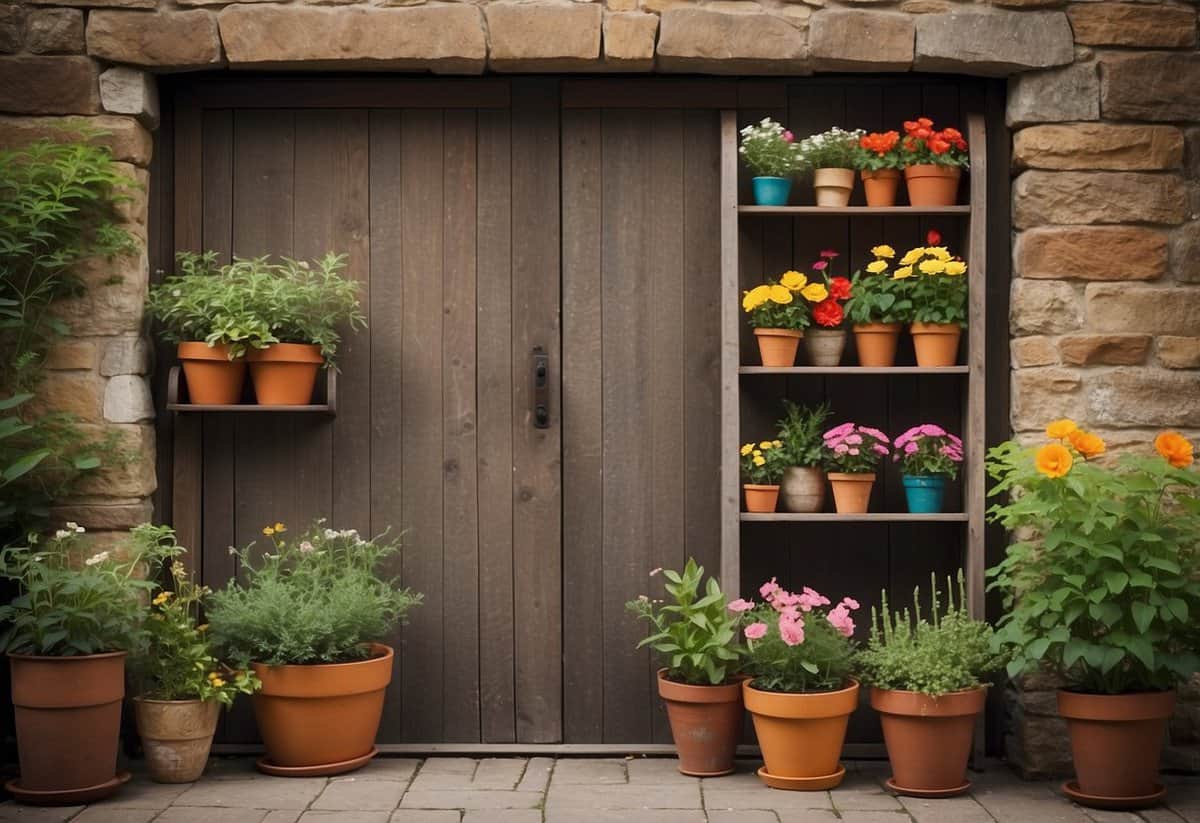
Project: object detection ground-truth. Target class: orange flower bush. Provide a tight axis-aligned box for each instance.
[1156,431,1194,469]
[899,117,969,169]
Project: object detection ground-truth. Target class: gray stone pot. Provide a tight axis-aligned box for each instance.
[806,329,846,367]
[781,466,826,513]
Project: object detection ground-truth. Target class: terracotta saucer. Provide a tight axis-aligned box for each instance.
[5,771,131,806]
[885,777,971,798]
[1061,780,1166,810]
[679,766,736,778]
[256,746,378,778]
[757,765,846,791]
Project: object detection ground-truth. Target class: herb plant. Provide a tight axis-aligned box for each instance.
[796,127,867,170]
[853,131,903,172]
[146,252,269,359]
[894,424,964,479]
[738,118,805,178]
[776,401,831,468]
[896,245,968,327]
[844,246,913,326]
[823,423,891,474]
[246,253,365,361]
[740,438,787,485]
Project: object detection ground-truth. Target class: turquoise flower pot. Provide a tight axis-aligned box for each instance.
[752,176,792,206]
[902,474,947,514]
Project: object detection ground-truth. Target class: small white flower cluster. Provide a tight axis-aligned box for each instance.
[54,522,86,540]
[324,527,366,546]
[796,127,867,170]
[84,551,110,567]
[738,117,804,177]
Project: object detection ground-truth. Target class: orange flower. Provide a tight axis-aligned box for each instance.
[1155,431,1194,469]
[1046,419,1078,440]
[1035,443,1074,478]
[1068,430,1106,459]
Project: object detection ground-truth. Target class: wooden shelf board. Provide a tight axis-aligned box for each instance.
[166,365,337,416]
[739,365,969,375]
[166,402,334,414]
[740,512,969,523]
[738,205,970,216]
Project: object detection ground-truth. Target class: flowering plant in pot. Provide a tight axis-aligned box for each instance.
[805,250,853,367]
[822,423,890,514]
[899,239,967,367]
[844,245,913,367]
[626,558,746,776]
[740,438,787,513]
[859,571,1007,797]
[987,422,1200,809]
[742,270,826,367]
[128,526,259,784]
[899,119,968,206]
[739,118,805,206]
[776,401,831,513]
[740,580,859,790]
[0,524,175,804]
[796,127,866,208]
[893,424,963,514]
[207,520,422,776]
[852,131,903,207]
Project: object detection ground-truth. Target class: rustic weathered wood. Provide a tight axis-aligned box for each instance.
[740,366,969,375]
[739,206,971,216]
[741,513,969,523]
[562,79,739,109]
[211,742,889,757]
[719,110,741,602]
[149,91,177,530]
[966,112,988,628]
[186,77,511,109]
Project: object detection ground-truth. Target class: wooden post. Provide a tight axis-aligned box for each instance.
[719,110,741,598]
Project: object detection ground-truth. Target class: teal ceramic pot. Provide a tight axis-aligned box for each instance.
[902,474,947,514]
[752,176,792,206]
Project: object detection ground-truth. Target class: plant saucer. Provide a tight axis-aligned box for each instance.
[757,765,845,791]
[257,746,378,778]
[1061,780,1166,810]
[5,771,130,806]
[885,777,971,798]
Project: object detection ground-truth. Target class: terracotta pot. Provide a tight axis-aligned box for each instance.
[904,164,962,207]
[805,328,846,367]
[828,472,875,514]
[861,169,901,207]
[657,670,743,777]
[753,328,802,368]
[178,342,245,405]
[134,697,220,784]
[910,322,961,368]
[1058,689,1175,804]
[743,678,858,788]
[852,323,902,368]
[9,651,126,801]
[781,466,825,513]
[246,343,324,406]
[871,686,986,795]
[251,643,392,775]
[743,484,780,514]
[813,168,855,208]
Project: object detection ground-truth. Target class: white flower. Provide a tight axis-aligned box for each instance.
[54,529,70,540]
[324,528,340,540]
[85,551,110,567]
[298,540,315,553]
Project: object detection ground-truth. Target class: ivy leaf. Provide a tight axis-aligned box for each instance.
[1103,571,1129,595]
[1132,601,1156,635]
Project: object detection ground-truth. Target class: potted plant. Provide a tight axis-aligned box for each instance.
[626,559,745,776]
[901,238,967,367]
[988,423,1200,809]
[742,271,825,367]
[739,118,805,206]
[206,520,422,776]
[853,131,904,207]
[0,524,175,804]
[859,571,1007,797]
[893,424,963,514]
[822,423,890,514]
[740,580,860,790]
[797,127,865,208]
[129,526,259,783]
[776,401,831,513]
[740,438,786,513]
[844,245,912,367]
[805,250,853,366]
[899,119,968,207]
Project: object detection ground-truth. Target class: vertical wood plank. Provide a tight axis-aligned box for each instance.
[719,110,741,599]
[966,111,988,624]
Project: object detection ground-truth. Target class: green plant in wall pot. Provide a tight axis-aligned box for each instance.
[843,245,913,367]
[987,421,1200,809]
[775,401,831,514]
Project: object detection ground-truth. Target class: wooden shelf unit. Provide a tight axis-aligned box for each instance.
[740,366,969,375]
[165,365,337,415]
[738,205,971,217]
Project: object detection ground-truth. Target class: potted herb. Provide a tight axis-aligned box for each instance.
[822,423,890,514]
[776,401,831,513]
[853,131,904,207]
[739,118,805,206]
[742,271,825,367]
[805,250,853,367]
[900,239,967,368]
[859,572,1007,797]
[740,580,860,790]
[899,118,968,207]
[626,559,745,776]
[796,127,865,208]
[0,524,175,804]
[844,245,913,367]
[893,424,964,514]
[206,521,421,776]
[988,423,1200,809]
[129,526,259,783]
[740,438,787,513]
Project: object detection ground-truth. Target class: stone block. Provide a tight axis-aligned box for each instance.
[900,0,952,13]
[1085,283,1200,336]
[1101,52,1200,122]
[52,248,149,337]
[914,11,1074,76]
[603,11,658,69]
[0,114,152,166]
[1013,124,1183,171]
[27,9,84,54]
[1068,3,1196,48]
[1010,279,1082,335]
[486,4,601,71]
[0,56,100,115]
[544,783,701,810]
[657,8,810,74]
[29,0,155,8]
[219,5,486,73]
[100,336,151,376]
[1010,336,1058,367]
[549,758,626,784]
[1088,368,1200,428]
[0,5,22,54]
[173,777,327,810]
[1172,221,1200,283]
[87,10,223,69]
[103,374,154,423]
[607,0,638,10]
[1186,127,1200,181]
[48,499,154,531]
[399,790,543,810]
[1057,334,1150,366]
[1006,62,1099,126]
[99,67,160,130]
[45,340,98,371]
[1157,336,1200,369]
[1014,226,1168,281]
[310,780,405,812]
[810,10,914,72]
[26,372,105,420]
[1011,367,1083,432]
[1013,171,1188,228]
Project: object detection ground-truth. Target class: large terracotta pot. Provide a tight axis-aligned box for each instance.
[7,651,127,804]
[805,328,846,367]
[178,342,245,405]
[251,643,393,776]
[852,323,902,367]
[861,169,901,207]
[828,472,875,514]
[753,328,802,368]
[744,678,858,790]
[657,670,742,777]
[910,322,961,368]
[1057,689,1175,807]
[813,168,855,208]
[246,343,324,406]
[781,466,825,513]
[134,697,220,784]
[743,484,780,513]
[904,164,961,207]
[871,686,986,796]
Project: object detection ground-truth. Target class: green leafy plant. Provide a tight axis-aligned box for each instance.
[796,127,866,170]
[740,438,787,485]
[741,580,858,693]
[206,520,422,667]
[858,571,1007,695]
[896,245,968,327]
[739,118,805,178]
[776,401,831,468]
[843,246,913,326]
[625,558,744,685]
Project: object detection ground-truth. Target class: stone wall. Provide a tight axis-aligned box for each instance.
[1,0,1198,772]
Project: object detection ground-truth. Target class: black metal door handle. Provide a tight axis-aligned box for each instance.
[532,346,549,428]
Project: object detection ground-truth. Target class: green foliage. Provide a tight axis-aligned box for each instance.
[625,558,744,686]
[740,438,787,485]
[206,520,422,666]
[858,571,1007,695]
[795,127,866,170]
[904,247,968,327]
[739,118,805,178]
[742,582,858,693]
[844,269,912,326]
[776,401,830,468]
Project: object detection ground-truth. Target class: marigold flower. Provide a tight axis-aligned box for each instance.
[743,284,771,312]
[768,284,793,305]
[741,443,754,456]
[1068,430,1106,459]
[944,261,967,276]
[927,246,952,261]
[1046,419,1078,440]
[759,441,774,449]
[753,455,766,467]
[1035,443,1074,478]
[780,270,807,291]
[870,245,896,259]
[800,283,829,303]
[865,260,888,274]
[152,592,172,606]
[273,522,286,533]
[1155,431,1194,468]
[900,247,925,266]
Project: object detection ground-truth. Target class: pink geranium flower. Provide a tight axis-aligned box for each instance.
[827,604,856,638]
[728,598,755,613]
[779,616,806,646]
[759,578,780,599]
[744,622,768,640]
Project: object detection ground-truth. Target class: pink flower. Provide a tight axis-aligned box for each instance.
[820,249,840,259]
[779,616,806,646]
[827,604,856,638]
[759,578,780,599]
[797,587,830,613]
[848,448,860,456]
[841,596,860,610]
[905,441,919,455]
[728,598,755,613]
[872,444,888,456]
[834,443,849,454]
[771,589,802,610]
[894,426,921,448]
[782,130,795,143]
[744,622,768,640]
[859,426,890,444]
[920,423,947,437]
[299,540,315,553]
[824,422,855,441]
[811,260,828,272]
[844,434,863,445]
[948,433,963,447]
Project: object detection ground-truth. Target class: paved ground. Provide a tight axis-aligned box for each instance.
[0,757,1197,823]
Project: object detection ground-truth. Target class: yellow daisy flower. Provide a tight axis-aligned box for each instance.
[742,284,771,312]
[759,441,773,449]
[801,283,829,303]
[772,440,783,448]
[928,246,952,261]
[753,455,766,467]
[865,260,888,274]
[263,526,275,536]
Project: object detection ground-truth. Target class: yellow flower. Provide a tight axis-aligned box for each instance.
[197,624,209,633]
[1046,419,1078,440]
[273,522,286,533]
[759,441,773,449]
[1035,443,1074,478]
[893,266,914,280]
[262,526,275,536]
[871,244,896,259]
[919,259,946,275]
[900,247,925,266]
[753,455,766,467]
[740,443,754,456]
[210,678,226,688]
[780,270,807,291]
[742,285,771,312]
[207,671,220,680]
[1068,430,1106,459]
[865,260,888,274]
[944,261,967,276]
[928,246,951,261]
[152,592,172,606]
[801,283,829,303]
[752,449,762,457]
[772,440,783,448]
[769,284,794,305]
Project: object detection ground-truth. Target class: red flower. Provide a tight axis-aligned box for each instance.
[811,260,828,272]
[829,276,852,300]
[859,131,899,156]
[819,248,840,259]
[941,127,962,141]
[915,128,933,140]
[813,298,844,328]
[929,138,951,155]
[903,120,920,134]
[917,117,934,129]
[953,138,968,152]
[926,229,942,246]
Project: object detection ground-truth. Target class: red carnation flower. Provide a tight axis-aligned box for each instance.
[829,277,852,301]
[926,229,942,246]
[813,298,844,328]
[917,117,934,129]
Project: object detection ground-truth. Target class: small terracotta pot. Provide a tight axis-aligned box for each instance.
[781,466,825,513]
[871,686,986,795]
[813,168,855,208]
[657,670,743,777]
[252,643,392,775]
[910,322,961,368]
[246,343,324,406]
[744,678,858,788]
[861,169,901,207]
[805,328,846,367]
[852,323,902,368]
[1057,689,1175,805]
[178,342,245,405]
[753,328,802,368]
[828,472,875,514]
[743,483,780,513]
[134,697,220,784]
[904,164,961,207]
